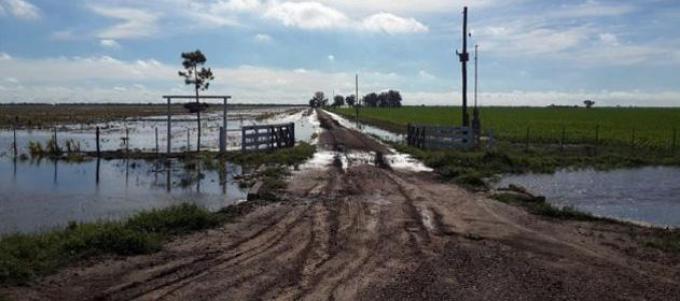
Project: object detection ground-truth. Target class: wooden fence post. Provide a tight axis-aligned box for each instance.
[155,127,159,155]
[595,125,599,146]
[13,125,17,158]
[186,128,190,152]
[96,126,101,158]
[53,127,58,148]
[219,126,225,153]
[125,127,129,153]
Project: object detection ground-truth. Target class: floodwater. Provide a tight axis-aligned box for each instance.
[497,167,680,228]
[0,156,247,234]
[323,110,403,142]
[0,107,321,234]
[0,107,316,155]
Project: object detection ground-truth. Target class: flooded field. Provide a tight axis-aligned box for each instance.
[0,106,322,234]
[0,156,248,234]
[0,107,317,155]
[497,167,680,228]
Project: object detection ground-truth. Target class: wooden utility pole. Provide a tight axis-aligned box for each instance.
[355,74,360,127]
[457,6,470,127]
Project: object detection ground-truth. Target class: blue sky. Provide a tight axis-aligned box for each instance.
[0,0,679,106]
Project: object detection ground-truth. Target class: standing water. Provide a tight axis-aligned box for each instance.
[0,156,247,234]
[497,167,680,228]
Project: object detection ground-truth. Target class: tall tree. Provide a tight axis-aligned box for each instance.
[345,95,356,107]
[332,95,345,107]
[387,90,403,108]
[178,50,214,152]
[377,92,389,107]
[309,91,327,108]
[583,100,595,108]
[363,92,379,107]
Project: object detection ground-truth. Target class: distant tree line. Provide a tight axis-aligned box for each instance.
[308,90,403,108]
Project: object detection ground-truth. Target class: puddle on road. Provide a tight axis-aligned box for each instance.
[0,156,248,234]
[496,167,680,228]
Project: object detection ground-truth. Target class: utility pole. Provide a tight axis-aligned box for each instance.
[456,6,470,127]
[472,43,481,140]
[355,74,359,127]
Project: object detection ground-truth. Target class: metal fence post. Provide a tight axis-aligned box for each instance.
[187,128,190,152]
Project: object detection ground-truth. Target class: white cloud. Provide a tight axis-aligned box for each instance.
[0,0,40,20]
[254,33,273,43]
[91,6,159,39]
[210,0,262,12]
[361,13,428,34]
[264,1,350,30]
[5,77,19,83]
[263,1,428,34]
[327,55,335,61]
[418,70,436,80]
[100,39,121,49]
[598,33,619,46]
[549,1,635,19]
[0,52,11,60]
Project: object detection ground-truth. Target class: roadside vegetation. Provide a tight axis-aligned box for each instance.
[392,142,680,190]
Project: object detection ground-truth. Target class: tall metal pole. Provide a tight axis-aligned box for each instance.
[474,44,478,108]
[457,6,470,127]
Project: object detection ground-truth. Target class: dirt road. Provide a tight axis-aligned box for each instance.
[4,110,680,300]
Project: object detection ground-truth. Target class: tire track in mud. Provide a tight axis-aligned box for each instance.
[97,205,314,300]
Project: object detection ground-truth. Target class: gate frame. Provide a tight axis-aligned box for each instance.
[162,95,231,153]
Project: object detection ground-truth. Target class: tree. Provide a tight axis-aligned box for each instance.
[309,91,328,108]
[178,50,214,152]
[583,100,595,108]
[386,90,402,108]
[377,92,389,107]
[345,95,356,107]
[332,95,345,107]
[363,92,379,107]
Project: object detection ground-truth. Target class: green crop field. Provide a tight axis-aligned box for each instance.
[333,106,680,150]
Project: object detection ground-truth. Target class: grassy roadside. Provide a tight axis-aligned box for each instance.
[0,143,316,288]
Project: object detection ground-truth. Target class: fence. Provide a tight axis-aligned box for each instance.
[241,123,295,151]
[485,125,679,153]
[406,124,474,150]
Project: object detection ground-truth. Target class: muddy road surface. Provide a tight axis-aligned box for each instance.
[3,110,680,300]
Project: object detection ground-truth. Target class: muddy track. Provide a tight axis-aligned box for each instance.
[4,109,680,300]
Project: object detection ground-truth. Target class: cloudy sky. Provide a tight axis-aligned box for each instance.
[1,0,679,106]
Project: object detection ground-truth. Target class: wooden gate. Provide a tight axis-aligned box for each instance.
[241,123,295,151]
[407,124,474,150]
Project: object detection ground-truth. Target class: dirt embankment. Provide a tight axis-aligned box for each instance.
[3,109,680,300]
